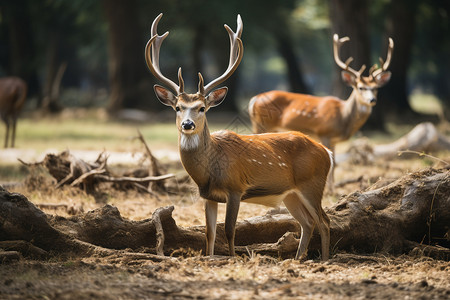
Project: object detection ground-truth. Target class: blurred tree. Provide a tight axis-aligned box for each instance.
[242,0,310,94]
[273,12,310,94]
[102,0,155,113]
[0,0,39,98]
[413,0,450,120]
[434,0,450,119]
[376,0,418,121]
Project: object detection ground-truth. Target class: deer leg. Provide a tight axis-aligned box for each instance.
[297,179,330,260]
[224,193,241,256]
[4,119,10,148]
[283,191,315,260]
[205,200,218,256]
[11,118,17,148]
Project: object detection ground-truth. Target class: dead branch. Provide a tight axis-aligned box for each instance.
[17,158,43,167]
[21,150,175,198]
[135,130,167,192]
[70,168,107,187]
[152,206,173,256]
[95,173,175,183]
[36,203,68,210]
[0,240,48,258]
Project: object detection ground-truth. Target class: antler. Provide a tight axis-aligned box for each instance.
[333,34,366,78]
[199,14,244,95]
[145,13,184,95]
[370,37,394,78]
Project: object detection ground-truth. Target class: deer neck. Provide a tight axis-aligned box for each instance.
[178,121,213,187]
[341,90,372,137]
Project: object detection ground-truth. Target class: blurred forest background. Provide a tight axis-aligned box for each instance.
[0,0,449,131]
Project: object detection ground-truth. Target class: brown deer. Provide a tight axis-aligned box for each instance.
[145,14,332,260]
[249,34,393,190]
[0,77,27,148]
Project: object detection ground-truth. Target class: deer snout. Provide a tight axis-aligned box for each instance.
[181,120,196,131]
[370,98,377,105]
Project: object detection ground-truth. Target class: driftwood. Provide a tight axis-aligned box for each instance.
[19,150,175,200]
[337,122,450,164]
[1,168,449,260]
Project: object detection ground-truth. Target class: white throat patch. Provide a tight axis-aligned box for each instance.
[180,134,200,151]
[359,105,369,113]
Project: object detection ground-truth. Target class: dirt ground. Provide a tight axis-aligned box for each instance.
[1,146,450,299]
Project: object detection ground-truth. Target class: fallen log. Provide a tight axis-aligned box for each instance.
[336,122,450,164]
[1,168,449,260]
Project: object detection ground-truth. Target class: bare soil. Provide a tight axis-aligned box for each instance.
[1,147,450,300]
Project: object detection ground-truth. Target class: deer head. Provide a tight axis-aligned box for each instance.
[145,14,243,139]
[333,34,393,106]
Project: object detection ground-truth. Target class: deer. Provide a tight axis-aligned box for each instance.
[145,13,332,260]
[248,34,393,191]
[0,77,27,148]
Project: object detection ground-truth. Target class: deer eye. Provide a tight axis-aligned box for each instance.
[175,106,181,112]
[199,107,206,112]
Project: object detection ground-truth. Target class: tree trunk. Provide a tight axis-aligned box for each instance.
[41,31,64,112]
[101,0,156,113]
[433,0,450,120]
[275,32,310,94]
[2,0,40,99]
[376,0,418,119]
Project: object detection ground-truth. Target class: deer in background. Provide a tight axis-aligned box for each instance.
[0,77,27,148]
[249,34,393,191]
[145,14,332,260]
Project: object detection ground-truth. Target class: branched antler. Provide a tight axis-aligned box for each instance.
[145,13,184,95]
[370,38,394,79]
[333,34,365,78]
[200,15,244,95]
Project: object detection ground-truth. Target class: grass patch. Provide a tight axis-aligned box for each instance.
[12,111,243,152]
[14,116,179,152]
[0,163,29,181]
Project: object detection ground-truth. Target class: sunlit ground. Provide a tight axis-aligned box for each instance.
[409,92,444,116]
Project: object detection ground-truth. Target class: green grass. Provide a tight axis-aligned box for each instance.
[14,116,179,152]
[11,111,246,153]
[0,163,29,181]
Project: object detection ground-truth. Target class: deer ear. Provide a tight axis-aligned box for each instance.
[206,87,228,108]
[374,71,391,88]
[341,70,357,87]
[154,85,177,107]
